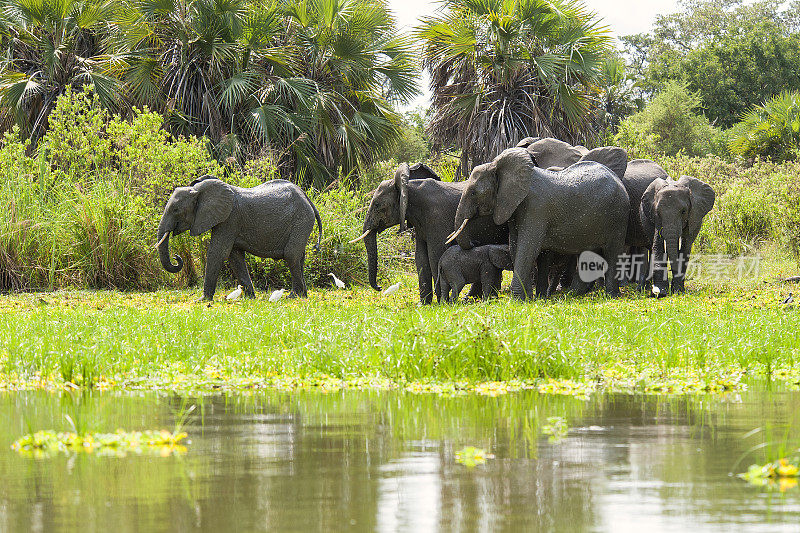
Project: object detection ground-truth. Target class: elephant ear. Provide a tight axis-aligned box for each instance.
[494,148,534,225]
[394,163,411,232]
[579,147,628,179]
[190,178,235,236]
[640,178,668,225]
[677,175,716,233]
[488,246,514,271]
[408,163,440,180]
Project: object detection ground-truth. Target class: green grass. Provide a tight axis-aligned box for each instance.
[2,256,799,393]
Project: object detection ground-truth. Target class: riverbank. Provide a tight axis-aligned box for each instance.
[2,257,799,395]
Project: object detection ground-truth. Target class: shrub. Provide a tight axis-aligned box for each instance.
[615,82,725,159]
[729,91,800,162]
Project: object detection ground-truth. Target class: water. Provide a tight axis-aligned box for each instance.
[0,387,798,532]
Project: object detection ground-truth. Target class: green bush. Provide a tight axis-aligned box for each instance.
[615,82,725,159]
[729,91,800,163]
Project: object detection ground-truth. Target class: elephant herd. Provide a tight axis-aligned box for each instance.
[154,138,715,303]
[354,137,715,303]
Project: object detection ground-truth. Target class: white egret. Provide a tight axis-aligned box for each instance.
[383,282,401,296]
[783,293,793,305]
[652,285,661,297]
[226,285,243,300]
[329,273,345,289]
[269,288,286,302]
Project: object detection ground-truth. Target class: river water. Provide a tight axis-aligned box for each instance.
[0,386,798,532]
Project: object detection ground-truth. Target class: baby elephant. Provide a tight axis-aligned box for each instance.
[438,244,513,302]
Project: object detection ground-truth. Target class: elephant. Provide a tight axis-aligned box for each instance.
[157,176,322,300]
[351,162,507,304]
[450,147,630,300]
[437,244,513,302]
[618,159,671,287]
[640,176,716,295]
[524,138,589,170]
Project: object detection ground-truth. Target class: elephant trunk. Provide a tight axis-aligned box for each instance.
[364,229,381,291]
[157,217,183,274]
[662,224,683,279]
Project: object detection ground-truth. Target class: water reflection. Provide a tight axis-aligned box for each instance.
[0,388,797,531]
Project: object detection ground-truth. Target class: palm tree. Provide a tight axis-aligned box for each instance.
[0,0,120,142]
[417,0,612,175]
[110,0,418,186]
[729,91,800,162]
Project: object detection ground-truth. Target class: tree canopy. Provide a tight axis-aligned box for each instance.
[416,0,612,175]
[622,0,800,129]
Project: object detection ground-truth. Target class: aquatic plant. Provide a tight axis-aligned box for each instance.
[541,417,569,443]
[739,458,800,491]
[11,429,189,458]
[455,446,494,468]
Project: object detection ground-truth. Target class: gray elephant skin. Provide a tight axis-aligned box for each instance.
[451,147,630,300]
[355,162,507,304]
[640,176,715,295]
[157,176,322,300]
[438,244,513,302]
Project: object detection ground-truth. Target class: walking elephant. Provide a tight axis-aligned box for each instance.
[351,162,507,304]
[449,148,630,300]
[157,177,322,300]
[640,176,716,295]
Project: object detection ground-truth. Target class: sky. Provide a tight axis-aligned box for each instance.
[390,0,684,109]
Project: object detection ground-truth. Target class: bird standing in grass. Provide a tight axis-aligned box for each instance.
[652,285,661,297]
[783,293,793,305]
[329,273,345,289]
[226,285,243,301]
[269,288,286,302]
[383,282,401,296]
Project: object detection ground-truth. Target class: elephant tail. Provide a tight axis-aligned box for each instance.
[303,189,323,252]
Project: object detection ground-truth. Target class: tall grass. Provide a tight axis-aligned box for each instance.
[1,276,798,385]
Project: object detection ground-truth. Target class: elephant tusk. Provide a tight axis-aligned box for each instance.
[678,236,683,251]
[445,218,470,245]
[348,230,371,244]
[155,231,170,249]
[663,240,667,255]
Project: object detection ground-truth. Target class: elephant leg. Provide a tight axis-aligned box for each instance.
[536,251,553,298]
[480,268,497,300]
[285,249,307,298]
[439,274,451,303]
[227,249,256,298]
[466,280,483,300]
[451,281,465,303]
[416,239,434,304]
[510,224,544,301]
[601,243,623,298]
[202,234,235,300]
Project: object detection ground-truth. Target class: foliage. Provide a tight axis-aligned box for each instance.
[455,446,494,467]
[0,0,120,142]
[621,0,800,129]
[12,429,189,457]
[729,91,800,162]
[595,53,642,135]
[417,0,613,176]
[2,273,800,390]
[614,82,723,158]
[394,108,431,164]
[0,0,419,188]
[541,416,568,443]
